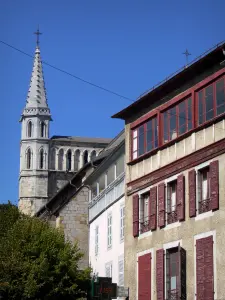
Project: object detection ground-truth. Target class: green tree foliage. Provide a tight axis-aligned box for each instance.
[0,203,91,300]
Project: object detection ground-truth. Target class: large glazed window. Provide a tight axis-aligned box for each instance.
[198,77,225,125]
[132,116,158,159]
[163,97,192,143]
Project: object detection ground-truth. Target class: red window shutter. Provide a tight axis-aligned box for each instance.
[188,169,196,217]
[158,183,165,228]
[149,186,157,230]
[210,160,219,211]
[138,253,151,300]
[156,249,164,300]
[133,194,139,237]
[178,244,186,300]
[196,236,214,300]
[177,174,185,221]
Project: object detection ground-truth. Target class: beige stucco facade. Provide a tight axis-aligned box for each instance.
[124,117,225,300]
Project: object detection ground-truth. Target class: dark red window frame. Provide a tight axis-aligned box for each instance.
[197,76,225,126]
[130,69,225,163]
[132,115,158,160]
[162,97,192,144]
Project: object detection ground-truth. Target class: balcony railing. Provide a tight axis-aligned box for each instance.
[167,210,178,224]
[167,289,178,300]
[139,219,150,234]
[89,173,125,221]
[198,198,211,214]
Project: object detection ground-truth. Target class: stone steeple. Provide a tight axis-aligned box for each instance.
[26,46,48,109]
[19,30,51,215]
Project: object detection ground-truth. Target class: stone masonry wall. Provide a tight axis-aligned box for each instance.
[56,186,89,269]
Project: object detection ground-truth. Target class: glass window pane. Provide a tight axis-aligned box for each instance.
[198,90,204,125]
[133,129,137,138]
[178,101,186,135]
[164,112,168,143]
[205,85,214,121]
[147,120,153,151]
[154,118,158,148]
[216,78,225,115]
[169,107,177,140]
[138,125,145,156]
[188,98,192,130]
[133,137,137,152]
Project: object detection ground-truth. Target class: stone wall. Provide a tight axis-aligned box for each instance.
[56,186,89,269]
[48,171,75,199]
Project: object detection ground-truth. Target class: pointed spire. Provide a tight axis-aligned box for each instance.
[25,29,48,109]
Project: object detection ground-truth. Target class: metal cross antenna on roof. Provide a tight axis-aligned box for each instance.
[34,26,42,46]
[183,49,191,66]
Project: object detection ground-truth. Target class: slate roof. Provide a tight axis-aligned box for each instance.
[51,135,112,144]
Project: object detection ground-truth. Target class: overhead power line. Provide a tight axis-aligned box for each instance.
[0,40,134,103]
[2,39,225,134]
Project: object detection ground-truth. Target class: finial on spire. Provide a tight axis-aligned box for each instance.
[183,49,191,66]
[34,26,42,46]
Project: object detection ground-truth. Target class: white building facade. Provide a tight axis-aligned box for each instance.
[88,138,125,288]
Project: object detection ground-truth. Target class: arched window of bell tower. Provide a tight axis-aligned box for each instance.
[50,148,56,170]
[39,148,44,169]
[90,150,97,160]
[83,150,88,166]
[58,149,64,170]
[74,149,80,171]
[26,148,32,169]
[66,149,72,171]
[40,122,46,138]
[27,121,33,138]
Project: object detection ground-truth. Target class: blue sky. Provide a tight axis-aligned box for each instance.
[0,1,224,204]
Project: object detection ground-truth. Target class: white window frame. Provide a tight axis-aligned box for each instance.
[105,261,113,278]
[138,187,152,240]
[136,248,154,300]
[163,174,181,230]
[194,160,214,221]
[107,212,112,249]
[194,230,217,300]
[95,225,99,256]
[118,255,124,286]
[120,204,125,242]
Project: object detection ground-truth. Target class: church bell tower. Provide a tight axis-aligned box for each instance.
[19,29,52,215]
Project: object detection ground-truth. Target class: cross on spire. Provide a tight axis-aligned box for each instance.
[34,27,42,46]
[183,49,191,66]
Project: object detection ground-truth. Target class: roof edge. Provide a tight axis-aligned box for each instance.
[112,41,225,120]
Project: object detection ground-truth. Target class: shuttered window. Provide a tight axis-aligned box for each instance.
[95,225,99,256]
[107,213,112,249]
[140,192,150,234]
[157,246,186,300]
[149,186,157,230]
[118,255,124,286]
[120,205,125,241]
[105,261,113,278]
[167,180,178,224]
[158,183,165,228]
[189,160,219,217]
[196,235,214,300]
[133,194,139,237]
[138,253,151,300]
